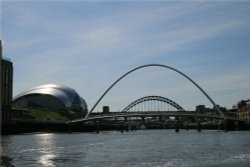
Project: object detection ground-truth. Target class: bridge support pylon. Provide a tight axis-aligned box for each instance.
[95,121,100,134]
[159,116,162,122]
[224,119,228,132]
[68,123,72,134]
[185,123,189,131]
[175,116,180,133]
[197,120,201,132]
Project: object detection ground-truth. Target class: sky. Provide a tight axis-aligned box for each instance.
[1,0,250,112]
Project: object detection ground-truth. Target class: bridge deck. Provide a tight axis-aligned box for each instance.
[68,111,241,123]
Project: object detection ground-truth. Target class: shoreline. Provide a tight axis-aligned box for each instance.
[1,119,249,135]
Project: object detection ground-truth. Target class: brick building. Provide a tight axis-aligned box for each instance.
[237,100,250,120]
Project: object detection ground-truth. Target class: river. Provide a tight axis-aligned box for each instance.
[1,130,250,167]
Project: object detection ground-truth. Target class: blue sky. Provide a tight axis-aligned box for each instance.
[1,0,250,112]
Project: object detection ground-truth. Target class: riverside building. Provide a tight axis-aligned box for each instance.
[237,100,250,121]
[1,41,13,122]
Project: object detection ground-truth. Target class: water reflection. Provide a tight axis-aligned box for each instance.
[35,133,56,167]
[2,131,250,167]
[34,133,55,144]
[38,154,56,167]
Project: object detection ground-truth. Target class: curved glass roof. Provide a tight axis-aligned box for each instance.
[13,84,88,112]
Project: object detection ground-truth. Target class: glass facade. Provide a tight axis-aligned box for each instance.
[13,84,88,117]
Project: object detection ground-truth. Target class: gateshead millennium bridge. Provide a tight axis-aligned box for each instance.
[68,64,243,131]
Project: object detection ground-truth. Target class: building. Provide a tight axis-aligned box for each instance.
[13,84,88,117]
[236,100,250,120]
[195,104,229,116]
[102,106,110,114]
[195,105,213,114]
[1,41,13,122]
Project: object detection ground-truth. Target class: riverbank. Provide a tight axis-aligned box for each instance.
[2,119,249,135]
[1,120,120,135]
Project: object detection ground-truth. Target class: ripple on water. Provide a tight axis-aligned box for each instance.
[1,130,250,167]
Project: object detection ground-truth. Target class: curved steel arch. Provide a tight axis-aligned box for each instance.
[85,64,224,118]
[122,95,185,112]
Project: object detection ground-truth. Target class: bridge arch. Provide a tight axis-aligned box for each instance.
[122,96,185,112]
[85,64,224,118]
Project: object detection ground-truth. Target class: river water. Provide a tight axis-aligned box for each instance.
[1,130,250,167]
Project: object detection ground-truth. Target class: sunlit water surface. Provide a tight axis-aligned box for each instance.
[1,130,250,167]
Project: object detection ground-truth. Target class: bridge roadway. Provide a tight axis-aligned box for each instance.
[68,111,241,124]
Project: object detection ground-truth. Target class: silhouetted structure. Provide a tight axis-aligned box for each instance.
[1,41,13,122]
[195,105,228,116]
[102,106,110,114]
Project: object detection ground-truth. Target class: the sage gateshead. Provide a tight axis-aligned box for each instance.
[13,84,88,117]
